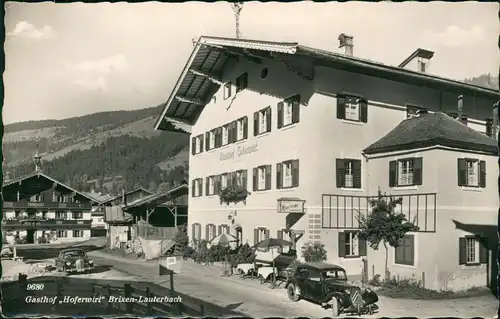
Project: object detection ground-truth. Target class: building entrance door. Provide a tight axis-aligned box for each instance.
[26,229,35,244]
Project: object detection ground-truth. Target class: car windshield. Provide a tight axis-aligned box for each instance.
[322,269,347,280]
[62,250,85,258]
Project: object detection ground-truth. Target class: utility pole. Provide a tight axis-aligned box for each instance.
[231,2,244,39]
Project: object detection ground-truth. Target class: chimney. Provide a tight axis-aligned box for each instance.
[398,48,434,73]
[457,95,463,121]
[338,33,354,56]
[493,101,499,140]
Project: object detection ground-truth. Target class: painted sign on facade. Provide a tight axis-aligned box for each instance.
[220,143,258,161]
[278,199,305,214]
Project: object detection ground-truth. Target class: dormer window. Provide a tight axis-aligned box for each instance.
[236,73,248,92]
[223,82,232,100]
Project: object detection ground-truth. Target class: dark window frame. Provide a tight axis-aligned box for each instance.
[223,82,232,100]
[458,158,486,188]
[253,106,272,136]
[235,72,248,92]
[336,93,368,123]
[336,158,362,189]
[276,159,300,189]
[277,94,301,129]
[389,157,423,187]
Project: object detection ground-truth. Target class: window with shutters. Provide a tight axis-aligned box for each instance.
[236,116,248,141]
[221,173,228,189]
[235,170,247,188]
[339,231,366,258]
[254,107,271,136]
[389,158,422,187]
[222,125,229,146]
[191,134,204,155]
[337,94,368,123]
[191,178,203,198]
[459,236,487,266]
[206,224,216,241]
[458,158,485,188]
[73,230,83,238]
[278,95,300,128]
[394,234,414,265]
[223,82,232,100]
[236,73,248,92]
[219,224,230,235]
[72,212,83,219]
[277,160,299,189]
[258,166,267,190]
[30,194,42,202]
[206,176,216,196]
[57,230,68,238]
[55,211,67,220]
[192,223,201,242]
[209,130,216,149]
[398,159,414,186]
[336,159,361,189]
[466,237,479,264]
[254,227,269,245]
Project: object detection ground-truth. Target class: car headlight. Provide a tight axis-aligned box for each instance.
[365,287,371,293]
[89,260,94,264]
[65,262,71,266]
[345,288,351,294]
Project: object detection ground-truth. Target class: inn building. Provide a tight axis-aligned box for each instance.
[154,35,499,291]
[2,150,95,244]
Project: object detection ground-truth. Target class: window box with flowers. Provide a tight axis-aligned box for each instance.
[219,185,251,205]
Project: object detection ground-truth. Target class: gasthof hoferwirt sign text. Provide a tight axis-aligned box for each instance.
[220,143,258,161]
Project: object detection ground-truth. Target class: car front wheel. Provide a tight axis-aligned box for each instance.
[331,297,340,317]
[287,283,300,302]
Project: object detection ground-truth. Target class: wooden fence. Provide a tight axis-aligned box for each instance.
[2,272,205,316]
[91,281,205,316]
[135,224,177,240]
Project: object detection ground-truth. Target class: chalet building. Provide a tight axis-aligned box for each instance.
[154,35,500,291]
[2,150,96,244]
[100,188,153,207]
[83,191,114,237]
[105,184,188,256]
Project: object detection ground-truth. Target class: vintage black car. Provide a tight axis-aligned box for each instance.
[55,248,95,274]
[285,262,379,317]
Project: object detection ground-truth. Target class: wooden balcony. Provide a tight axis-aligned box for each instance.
[2,218,92,229]
[2,201,91,210]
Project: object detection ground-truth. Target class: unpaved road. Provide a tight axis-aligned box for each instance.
[89,251,498,318]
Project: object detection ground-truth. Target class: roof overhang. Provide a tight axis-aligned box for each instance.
[155,36,500,132]
[123,183,188,210]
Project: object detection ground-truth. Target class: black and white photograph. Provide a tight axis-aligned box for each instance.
[1,1,499,317]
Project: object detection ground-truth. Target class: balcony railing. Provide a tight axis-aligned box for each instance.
[321,193,437,233]
[2,219,92,227]
[2,201,91,210]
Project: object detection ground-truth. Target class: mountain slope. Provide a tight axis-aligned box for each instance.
[3,105,190,193]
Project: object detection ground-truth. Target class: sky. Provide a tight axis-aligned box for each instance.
[3,1,498,124]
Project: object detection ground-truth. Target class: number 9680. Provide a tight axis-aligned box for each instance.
[27,283,44,291]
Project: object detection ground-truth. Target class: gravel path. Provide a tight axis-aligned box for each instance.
[89,251,498,318]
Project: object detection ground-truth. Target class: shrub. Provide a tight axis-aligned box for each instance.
[208,245,231,262]
[368,274,382,286]
[231,243,256,267]
[182,246,196,259]
[301,242,327,262]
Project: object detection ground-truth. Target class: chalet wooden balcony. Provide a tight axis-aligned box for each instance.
[2,201,91,210]
[2,218,92,228]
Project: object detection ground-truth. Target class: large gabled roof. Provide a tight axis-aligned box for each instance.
[100,187,153,205]
[363,112,498,155]
[2,171,97,202]
[154,35,500,131]
[124,183,188,210]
